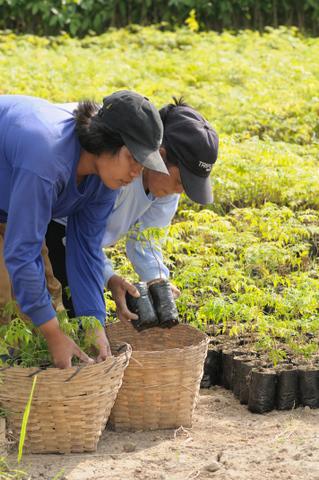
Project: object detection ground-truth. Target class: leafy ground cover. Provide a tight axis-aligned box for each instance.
[110,203,319,365]
[0,312,102,367]
[0,456,28,479]
[0,26,319,365]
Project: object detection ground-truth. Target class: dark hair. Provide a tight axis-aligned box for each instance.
[159,97,190,167]
[74,100,124,155]
[159,96,189,125]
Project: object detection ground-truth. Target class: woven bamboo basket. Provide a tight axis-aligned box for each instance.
[106,322,208,431]
[0,343,131,453]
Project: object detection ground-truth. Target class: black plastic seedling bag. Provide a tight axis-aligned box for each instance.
[201,346,214,388]
[248,368,277,414]
[239,358,255,405]
[126,282,158,330]
[221,350,233,390]
[148,280,179,327]
[276,367,299,410]
[298,367,319,408]
[210,347,223,385]
[232,356,243,398]
[201,345,223,388]
[200,350,212,388]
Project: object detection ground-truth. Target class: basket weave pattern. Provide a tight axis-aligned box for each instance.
[106,323,208,431]
[0,343,131,453]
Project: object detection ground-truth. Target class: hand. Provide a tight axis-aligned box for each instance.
[170,283,181,299]
[91,326,112,363]
[108,274,140,321]
[39,317,95,369]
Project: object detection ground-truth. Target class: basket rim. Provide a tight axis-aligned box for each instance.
[106,323,209,355]
[129,337,209,356]
[0,342,132,377]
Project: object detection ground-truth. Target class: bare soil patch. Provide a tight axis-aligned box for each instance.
[6,387,319,480]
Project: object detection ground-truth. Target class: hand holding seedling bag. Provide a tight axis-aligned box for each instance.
[126,279,179,330]
[126,282,158,330]
[108,274,141,321]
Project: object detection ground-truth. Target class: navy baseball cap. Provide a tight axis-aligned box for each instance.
[161,104,218,204]
[98,90,168,175]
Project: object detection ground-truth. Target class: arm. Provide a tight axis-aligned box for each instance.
[4,168,93,368]
[4,168,56,325]
[107,195,180,321]
[103,252,116,287]
[65,186,117,327]
[65,187,117,361]
[126,194,179,282]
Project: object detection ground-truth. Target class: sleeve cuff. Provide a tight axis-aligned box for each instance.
[139,267,169,283]
[104,268,115,287]
[29,304,57,327]
[103,255,115,286]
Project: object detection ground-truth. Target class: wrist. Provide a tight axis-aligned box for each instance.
[39,317,63,343]
[107,274,119,289]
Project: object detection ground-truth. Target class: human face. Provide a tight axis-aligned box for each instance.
[145,164,184,197]
[96,146,143,190]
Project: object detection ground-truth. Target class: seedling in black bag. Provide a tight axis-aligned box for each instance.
[126,282,158,331]
[149,279,179,328]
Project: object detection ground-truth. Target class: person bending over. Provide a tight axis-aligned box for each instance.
[0,90,167,367]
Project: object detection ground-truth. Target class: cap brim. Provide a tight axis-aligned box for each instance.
[179,162,213,205]
[123,135,169,175]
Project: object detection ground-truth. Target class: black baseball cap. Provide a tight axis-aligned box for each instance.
[98,90,168,175]
[162,104,218,204]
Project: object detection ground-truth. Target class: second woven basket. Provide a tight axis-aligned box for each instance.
[106,322,208,431]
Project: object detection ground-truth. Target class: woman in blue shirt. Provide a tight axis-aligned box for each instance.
[0,90,167,368]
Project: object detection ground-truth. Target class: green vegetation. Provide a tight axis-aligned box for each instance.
[0,457,28,479]
[0,1,319,36]
[0,27,318,149]
[17,375,37,464]
[0,27,318,364]
[111,204,319,364]
[0,309,102,367]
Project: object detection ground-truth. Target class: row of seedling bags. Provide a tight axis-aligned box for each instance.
[201,342,319,413]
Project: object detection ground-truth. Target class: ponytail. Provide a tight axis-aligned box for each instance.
[74,100,124,155]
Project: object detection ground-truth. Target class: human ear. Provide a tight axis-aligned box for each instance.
[159,147,166,160]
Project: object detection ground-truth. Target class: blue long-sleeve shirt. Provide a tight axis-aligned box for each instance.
[0,95,117,326]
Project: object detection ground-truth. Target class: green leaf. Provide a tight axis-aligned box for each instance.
[18,375,37,463]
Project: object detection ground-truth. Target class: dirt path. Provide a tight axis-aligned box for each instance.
[7,387,319,480]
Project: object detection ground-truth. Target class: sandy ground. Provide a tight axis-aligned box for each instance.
[5,386,319,480]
